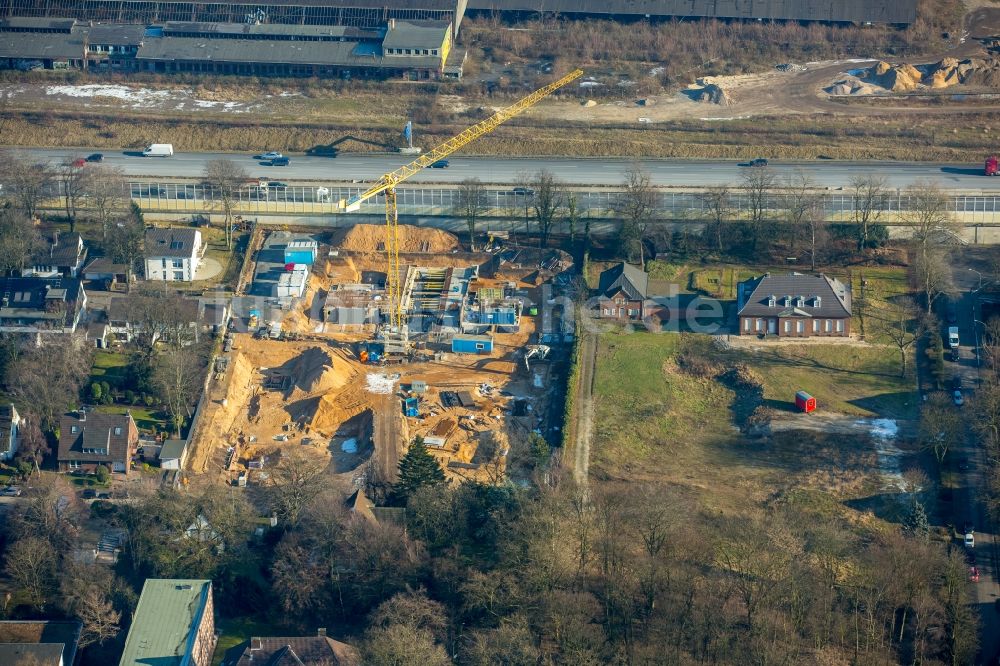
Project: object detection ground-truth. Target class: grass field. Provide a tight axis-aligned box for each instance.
[591,331,915,512]
[212,617,286,665]
[93,405,165,434]
[91,351,128,384]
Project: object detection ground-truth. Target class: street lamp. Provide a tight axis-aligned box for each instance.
[967,268,984,291]
[973,318,987,369]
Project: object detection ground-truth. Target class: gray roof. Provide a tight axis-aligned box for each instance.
[382,19,450,50]
[0,643,65,665]
[159,439,188,461]
[162,21,376,40]
[466,0,917,24]
[32,232,85,268]
[58,411,136,464]
[120,579,213,666]
[0,277,86,330]
[144,228,200,258]
[598,262,648,301]
[82,23,146,45]
[0,620,82,666]
[737,273,851,318]
[0,30,84,60]
[137,35,441,68]
[0,17,77,31]
[83,257,130,275]
[232,635,360,666]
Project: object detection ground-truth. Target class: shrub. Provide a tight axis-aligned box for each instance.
[143,394,155,407]
[95,465,110,484]
[124,389,136,404]
[89,382,103,402]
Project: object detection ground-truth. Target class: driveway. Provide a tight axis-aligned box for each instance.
[194,256,224,282]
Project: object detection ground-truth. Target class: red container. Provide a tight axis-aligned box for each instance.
[795,390,816,413]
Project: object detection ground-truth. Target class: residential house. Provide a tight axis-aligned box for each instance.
[0,620,82,666]
[596,262,648,322]
[82,257,133,291]
[0,404,21,461]
[0,277,87,335]
[144,228,203,282]
[119,579,215,666]
[57,410,138,475]
[225,629,359,666]
[106,295,228,344]
[736,273,852,338]
[22,232,87,278]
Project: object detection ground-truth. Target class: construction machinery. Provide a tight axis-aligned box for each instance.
[338,69,583,339]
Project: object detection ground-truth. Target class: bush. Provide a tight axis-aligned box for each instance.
[100,381,112,403]
[143,394,155,407]
[95,465,110,484]
[90,382,103,402]
[124,389,136,404]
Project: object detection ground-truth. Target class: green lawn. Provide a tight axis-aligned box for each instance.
[90,351,128,385]
[66,472,110,488]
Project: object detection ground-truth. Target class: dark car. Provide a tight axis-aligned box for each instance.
[511,186,535,196]
[82,488,97,499]
[268,181,288,188]
[270,157,290,166]
[950,347,961,362]
[430,160,450,168]
[85,153,104,163]
[749,157,769,167]
[945,301,958,324]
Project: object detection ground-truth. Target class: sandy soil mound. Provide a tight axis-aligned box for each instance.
[850,57,1000,94]
[284,346,355,400]
[684,79,730,105]
[332,224,459,254]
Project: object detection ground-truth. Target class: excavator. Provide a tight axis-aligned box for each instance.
[338,69,583,340]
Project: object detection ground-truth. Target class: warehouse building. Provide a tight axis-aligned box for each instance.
[0,16,457,77]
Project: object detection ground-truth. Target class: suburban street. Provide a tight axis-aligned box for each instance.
[12,148,1000,190]
[946,255,1000,664]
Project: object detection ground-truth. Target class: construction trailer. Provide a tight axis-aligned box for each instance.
[795,391,816,413]
[274,264,309,299]
[284,240,318,265]
[451,334,493,354]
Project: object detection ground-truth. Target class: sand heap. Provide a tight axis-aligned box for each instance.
[284,346,354,401]
[850,57,1000,93]
[332,224,460,254]
[871,61,923,92]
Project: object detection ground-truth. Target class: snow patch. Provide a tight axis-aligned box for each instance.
[45,84,175,106]
[859,418,908,491]
[365,373,396,394]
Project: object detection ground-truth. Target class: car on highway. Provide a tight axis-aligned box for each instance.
[964,531,975,548]
[749,157,769,167]
[958,460,973,471]
[268,181,288,188]
[953,389,964,406]
[71,157,86,167]
[260,151,283,161]
[430,160,450,168]
[0,486,22,497]
[510,187,535,196]
[270,157,290,166]
[950,347,960,362]
[85,153,104,163]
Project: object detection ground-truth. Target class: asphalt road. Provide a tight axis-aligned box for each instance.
[18,148,1000,190]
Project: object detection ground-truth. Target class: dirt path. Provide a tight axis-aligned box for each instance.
[571,332,598,488]
[373,392,402,485]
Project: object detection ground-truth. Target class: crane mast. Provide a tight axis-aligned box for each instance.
[338,68,583,334]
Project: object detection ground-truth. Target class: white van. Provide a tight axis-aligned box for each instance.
[142,143,174,157]
[947,326,960,349]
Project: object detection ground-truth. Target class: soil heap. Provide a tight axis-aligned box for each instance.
[332,224,460,254]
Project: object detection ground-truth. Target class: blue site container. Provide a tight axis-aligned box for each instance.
[404,398,419,418]
[451,335,493,354]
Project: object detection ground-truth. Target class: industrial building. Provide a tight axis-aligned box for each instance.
[0,15,459,78]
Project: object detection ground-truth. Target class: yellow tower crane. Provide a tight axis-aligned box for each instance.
[339,68,583,333]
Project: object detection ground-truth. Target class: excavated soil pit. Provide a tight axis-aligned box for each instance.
[331,224,460,254]
[328,410,374,473]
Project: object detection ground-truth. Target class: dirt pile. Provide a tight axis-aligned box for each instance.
[332,224,460,254]
[851,57,1000,93]
[285,346,355,400]
[685,79,730,105]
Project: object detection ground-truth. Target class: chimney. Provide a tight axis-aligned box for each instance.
[78,408,86,421]
[317,628,327,637]
[389,18,396,30]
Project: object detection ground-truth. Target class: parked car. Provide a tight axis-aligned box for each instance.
[511,186,534,196]
[270,157,290,166]
[430,159,450,168]
[85,153,104,163]
[0,486,22,497]
[950,347,961,362]
[970,565,980,582]
[953,389,964,406]
[749,157,769,167]
[946,300,958,324]
[82,488,97,499]
[964,531,975,548]
[260,151,283,161]
[953,375,963,390]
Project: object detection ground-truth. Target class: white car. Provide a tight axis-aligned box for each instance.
[964,532,975,548]
[260,151,283,161]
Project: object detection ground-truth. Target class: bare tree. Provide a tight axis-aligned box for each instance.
[0,154,53,220]
[613,168,658,265]
[203,159,248,248]
[913,248,954,314]
[784,171,826,269]
[919,392,963,462]
[699,185,732,253]
[86,165,128,240]
[564,192,580,248]
[0,206,42,275]
[741,167,776,255]
[4,537,56,609]
[532,169,564,249]
[874,296,920,377]
[14,413,49,473]
[457,177,487,251]
[59,564,122,648]
[6,336,93,431]
[850,174,889,253]
[107,202,145,273]
[56,158,92,232]
[266,457,331,525]
[153,345,206,437]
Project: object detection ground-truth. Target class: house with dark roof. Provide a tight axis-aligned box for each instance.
[225,630,359,666]
[0,620,82,666]
[0,404,21,462]
[23,232,87,278]
[596,262,649,322]
[0,277,87,335]
[82,257,133,291]
[57,410,138,475]
[736,273,852,338]
[144,228,203,282]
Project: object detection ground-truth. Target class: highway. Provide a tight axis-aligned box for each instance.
[15,148,1000,191]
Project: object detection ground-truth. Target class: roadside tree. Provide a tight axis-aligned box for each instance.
[918,392,963,462]
[203,159,248,248]
[850,174,889,253]
[56,158,92,231]
[741,167,776,256]
[698,185,732,253]
[457,177,488,251]
[0,154,52,220]
[873,296,920,377]
[613,168,658,265]
[532,170,564,249]
[85,165,128,240]
[913,248,954,314]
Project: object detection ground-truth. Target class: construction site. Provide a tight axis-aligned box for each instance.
[189,222,573,499]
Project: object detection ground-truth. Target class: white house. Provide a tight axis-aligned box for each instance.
[0,404,21,461]
[144,228,203,282]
